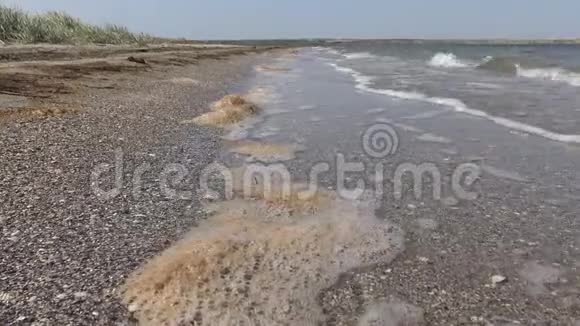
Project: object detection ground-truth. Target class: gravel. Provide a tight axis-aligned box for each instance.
[0,52,264,325]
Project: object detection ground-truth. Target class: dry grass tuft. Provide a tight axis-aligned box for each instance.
[183,94,260,127]
[0,4,150,45]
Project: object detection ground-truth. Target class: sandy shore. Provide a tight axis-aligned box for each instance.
[4,44,580,326]
[0,44,277,324]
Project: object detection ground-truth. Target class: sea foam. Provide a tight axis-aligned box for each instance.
[516,65,580,87]
[428,52,471,68]
[344,52,376,60]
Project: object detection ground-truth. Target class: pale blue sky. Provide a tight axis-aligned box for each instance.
[7,0,580,40]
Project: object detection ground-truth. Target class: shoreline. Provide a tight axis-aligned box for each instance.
[325,39,580,45]
[3,43,580,325]
[0,44,281,324]
[177,47,580,325]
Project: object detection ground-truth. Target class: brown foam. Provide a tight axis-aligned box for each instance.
[183,94,260,127]
[122,192,403,325]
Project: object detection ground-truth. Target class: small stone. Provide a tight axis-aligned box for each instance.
[74,292,88,299]
[282,304,291,313]
[491,275,508,286]
[203,192,219,201]
[0,292,14,303]
[418,257,430,263]
[56,293,67,300]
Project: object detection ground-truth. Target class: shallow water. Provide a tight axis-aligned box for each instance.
[158,47,580,324]
[329,42,580,136]
[242,48,580,197]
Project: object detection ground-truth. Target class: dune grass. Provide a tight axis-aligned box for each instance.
[0,4,151,44]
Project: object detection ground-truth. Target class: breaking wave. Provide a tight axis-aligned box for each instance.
[479,56,580,86]
[327,62,580,144]
[313,47,343,56]
[515,66,580,87]
[430,52,580,87]
[344,52,376,60]
[476,56,520,74]
[428,52,471,68]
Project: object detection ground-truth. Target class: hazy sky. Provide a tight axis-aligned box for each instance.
[8,0,580,40]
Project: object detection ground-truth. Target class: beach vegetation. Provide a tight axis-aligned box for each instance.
[0,4,150,44]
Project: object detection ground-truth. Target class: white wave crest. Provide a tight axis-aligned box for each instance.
[516,65,580,87]
[327,63,375,87]
[344,52,376,60]
[481,56,494,64]
[313,47,342,56]
[428,52,470,68]
[328,62,580,144]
